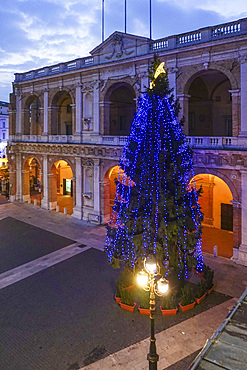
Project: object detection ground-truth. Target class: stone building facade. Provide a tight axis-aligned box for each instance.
[8,18,247,265]
[0,100,9,165]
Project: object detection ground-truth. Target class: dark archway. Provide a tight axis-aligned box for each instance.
[107,83,136,136]
[51,92,73,135]
[188,70,232,136]
[24,95,41,135]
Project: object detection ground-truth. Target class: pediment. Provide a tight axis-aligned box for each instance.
[90,31,150,62]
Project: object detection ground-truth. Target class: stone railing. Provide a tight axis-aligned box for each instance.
[14,56,94,82]
[185,136,247,149]
[9,134,129,146]
[8,134,247,150]
[151,18,246,51]
[14,18,247,83]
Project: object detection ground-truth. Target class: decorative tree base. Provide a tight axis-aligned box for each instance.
[119,302,136,312]
[195,293,207,304]
[207,285,215,295]
[138,306,151,315]
[115,295,121,304]
[179,302,196,312]
[160,306,178,316]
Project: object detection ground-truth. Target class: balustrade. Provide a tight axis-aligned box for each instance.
[10,134,247,149]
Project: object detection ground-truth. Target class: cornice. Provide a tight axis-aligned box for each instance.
[8,142,123,160]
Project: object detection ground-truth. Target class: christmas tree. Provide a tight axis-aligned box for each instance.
[105,57,203,280]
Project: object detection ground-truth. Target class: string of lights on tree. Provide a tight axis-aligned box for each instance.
[105,58,204,279]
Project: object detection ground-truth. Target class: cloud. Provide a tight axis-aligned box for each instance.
[157,0,247,18]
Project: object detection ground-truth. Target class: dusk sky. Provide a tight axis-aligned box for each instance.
[1,0,247,102]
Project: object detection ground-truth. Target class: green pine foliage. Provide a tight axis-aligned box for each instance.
[105,55,203,279]
[180,285,194,306]
[120,289,135,306]
[161,293,177,309]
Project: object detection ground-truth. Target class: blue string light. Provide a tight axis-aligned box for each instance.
[105,89,204,278]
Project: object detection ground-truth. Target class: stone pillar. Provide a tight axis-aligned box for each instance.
[235,170,247,265]
[93,159,101,221]
[75,85,82,136]
[177,94,190,135]
[229,89,240,136]
[22,170,30,202]
[168,67,178,98]
[102,178,110,224]
[16,92,22,135]
[48,172,57,210]
[238,59,247,136]
[137,63,148,95]
[9,169,16,202]
[43,89,49,135]
[15,153,22,201]
[101,101,111,135]
[72,157,83,219]
[232,200,241,250]
[41,155,49,209]
[93,82,100,134]
[71,104,76,134]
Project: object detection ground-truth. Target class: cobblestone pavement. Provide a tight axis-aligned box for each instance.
[0,199,247,370]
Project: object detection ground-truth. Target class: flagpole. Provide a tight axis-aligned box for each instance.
[149,0,152,39]
[102,0,105,42]
[125,0,127,33]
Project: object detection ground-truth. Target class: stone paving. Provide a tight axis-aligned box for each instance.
[0,198,247,369]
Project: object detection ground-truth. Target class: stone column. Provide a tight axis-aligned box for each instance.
[229,89,240,136]
[177,94,190,135]
[101,101,111,135]
[102,179,110,224]
[15,153,22,201]
[43,89,49,135]
[72,157,83,219]
[168,67,178,98]
[238,58,247,136]
[232,200,241,250]
[41,155,49,209]
[16,92,22,135]
[137,63,148,95]
[93,159,101,221]
[9,169,16,202]
[22,170,30,202]
[237,170,247,265]
[93,82,100,134]
[48,172,57,210]
[75,84,82,136]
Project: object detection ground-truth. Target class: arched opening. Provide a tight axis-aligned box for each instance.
[191,173,233,258]
[188,70,232,136]
[50,160,74,214]
[106,83,136,136]
[23,157,42,204]
[51,92,73,135]
[24,95,41,135]
[104,165,134,224]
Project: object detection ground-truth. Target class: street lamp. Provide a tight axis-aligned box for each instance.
[137,256,169,370]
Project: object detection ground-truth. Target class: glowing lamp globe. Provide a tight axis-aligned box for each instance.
[157,278,169,294]
[145,256,157,274]
[137,270,149,286]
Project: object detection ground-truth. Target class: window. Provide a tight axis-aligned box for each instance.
[3,122,5,128]
[3,133,5,140]
[221,203,233,231]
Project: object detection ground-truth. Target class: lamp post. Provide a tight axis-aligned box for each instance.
[137,256,169,370]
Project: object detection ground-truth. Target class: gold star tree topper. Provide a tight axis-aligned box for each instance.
[149,62,166,89]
